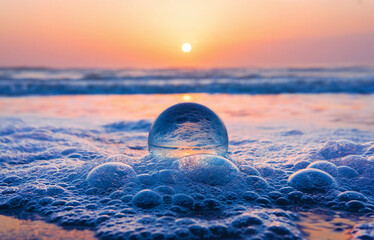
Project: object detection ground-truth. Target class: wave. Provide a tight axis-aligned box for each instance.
[0,67,373,95]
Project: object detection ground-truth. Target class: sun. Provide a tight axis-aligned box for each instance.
[182,94,192,101]
[181,43,192,53]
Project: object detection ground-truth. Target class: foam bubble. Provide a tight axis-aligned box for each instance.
[307,161,338,177]
[246,176,269,190]
[337,191,368,202]
[86,162,136,189]
[294,161,311,170]
[231,214,263,227]
[103,154,134,164]
[320,140,363,159]
[239,165,261,176]
[337,166,359,179]
[345,200,366,211]
[133,189,162,208]
[339,155,370,174]
[172,194,195,209]
[171,154,239,185]
[148,103,228,158]
[288,169,337,192]
[155,169,180,184]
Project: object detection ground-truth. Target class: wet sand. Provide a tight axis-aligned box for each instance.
[0,214,96,240]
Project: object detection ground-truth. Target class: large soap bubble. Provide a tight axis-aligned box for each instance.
[307,161,338,177]
[171,154,240,185]
[148,103,228,158]
[288,169,337,192]
[86,162,136,189]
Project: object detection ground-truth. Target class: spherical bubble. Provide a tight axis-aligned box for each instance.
[337,166,359,179]
[337,191,368,202]
[288,169,337,192]
[154,185,175,195]
[172,194,195,209]
[268,191,283,200]
[245,176,269,190]
[287,191,303,202]
[319,140,363,159]
[339,155,369,174]
[104,154,134,164]
[133,189,162,208]
[294,161,311,170]
[86,162,136,189]
[231,214,263,228]
[3,176,22,185]
[256,165,275,177]
[242,191,260,201]
[136,174,152,185]
[202,198,222,211]
[238,165,261,176]
[345,200,366,211]
[171,154,239,186]
[155,169,180,184]
[46,185,66,196]
[307,161,338,177]
[268,225,291,235]
[148,103,228,158]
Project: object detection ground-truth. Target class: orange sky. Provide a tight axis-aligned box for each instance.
[0,0,373,68]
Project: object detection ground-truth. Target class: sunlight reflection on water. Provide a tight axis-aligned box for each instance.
[297,209,374,240]
[0,214,96,240]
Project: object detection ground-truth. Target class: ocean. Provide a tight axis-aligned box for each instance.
[0,66,373,95]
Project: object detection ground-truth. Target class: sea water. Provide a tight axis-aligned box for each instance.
[0,66,374,95]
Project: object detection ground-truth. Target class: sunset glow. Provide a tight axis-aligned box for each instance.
[0,0,373,68]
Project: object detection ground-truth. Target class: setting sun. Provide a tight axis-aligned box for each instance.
[181,43,192,53]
